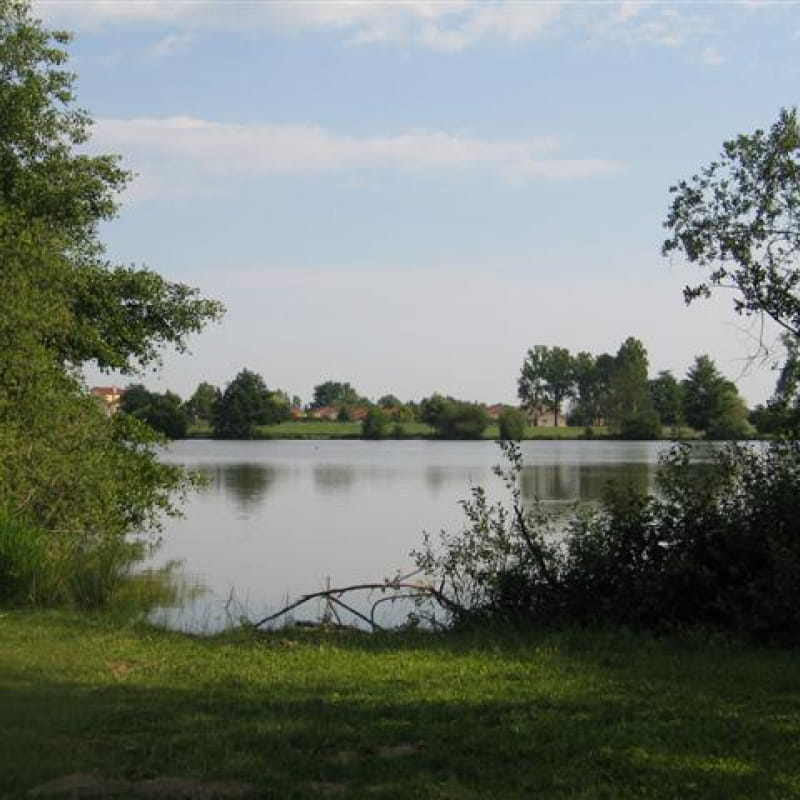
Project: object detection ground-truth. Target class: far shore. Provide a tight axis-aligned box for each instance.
[183,420,711,441]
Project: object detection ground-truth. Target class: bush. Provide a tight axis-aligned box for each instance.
[619,409,662,440]
[498,408,526,440]
[416,440,800,642]
[362,407,389,439]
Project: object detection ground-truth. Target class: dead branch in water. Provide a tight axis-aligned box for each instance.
[252,576,461,631]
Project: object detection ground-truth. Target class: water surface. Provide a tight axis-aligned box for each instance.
[144,439,674,631]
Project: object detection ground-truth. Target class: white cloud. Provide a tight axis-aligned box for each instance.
[35,0,735,58]
[418,3,562,52]
[36,1,560,50]
[590,6,713,49]
[90,116,623,200]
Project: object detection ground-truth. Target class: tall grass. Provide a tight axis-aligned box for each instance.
[0,507,143,609]
[0,507,50,603]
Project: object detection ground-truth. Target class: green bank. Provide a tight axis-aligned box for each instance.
[188,420,612,440]
[2,611,798,799]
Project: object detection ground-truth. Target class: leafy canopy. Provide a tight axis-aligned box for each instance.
[663,107,800,340]
[0,1,222,605]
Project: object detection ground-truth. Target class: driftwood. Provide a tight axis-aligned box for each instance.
[252,574,460,631]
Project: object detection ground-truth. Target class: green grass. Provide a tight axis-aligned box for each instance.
[186,420,613,440]
[2,611,799,799]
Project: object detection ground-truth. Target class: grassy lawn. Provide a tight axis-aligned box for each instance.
[2,611,799,799]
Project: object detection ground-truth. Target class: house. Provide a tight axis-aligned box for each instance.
[485,403,509,420]
[525,407,567,427]
[90,385,124,415]
[308,405,340,421]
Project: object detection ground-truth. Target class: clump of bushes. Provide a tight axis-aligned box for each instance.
[415,440,800,643]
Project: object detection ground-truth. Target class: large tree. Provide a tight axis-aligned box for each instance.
[608,337,651,425]
[212,369,290,439]
[649,370,684,428]
[184,381,221,425]
[682,355,749,437]
[570,351,602,427]
[310,380,363,409]
[518,345,574,426]
[663,108,800,341]
[0,1,222,604]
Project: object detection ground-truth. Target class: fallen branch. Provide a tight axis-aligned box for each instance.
[252,578,461,630]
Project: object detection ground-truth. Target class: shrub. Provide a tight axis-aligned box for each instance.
[436,402,490,439]
[362,407,389,439]
[498,408,526,440]
[619,409,662,440]
[416,440,800,642]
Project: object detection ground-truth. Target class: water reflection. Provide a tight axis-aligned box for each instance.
[519,463,652,503]
[195,464,279,513]
[313,464,356,493]
[150,440,671,632]
[424,466,448,492]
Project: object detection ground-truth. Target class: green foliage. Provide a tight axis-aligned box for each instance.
[518,345,574,425]
[377,394,401,408]
[184,381,220,425]
[618,408,662,440]
[570,351,603,426]
[0,1,220,606]
[682,355,745,436]
[212,368,289,439]
[120,384,188,439]
[311,380,363,409]
[608,336,652,424]
[663,107,800,340]
[649,370,684,428]
[419,441,800,642]
[420,395,489,439]
[497,407,526,440]
[0,508,48,603]
[361,407,390,439]
[414,442,560,622]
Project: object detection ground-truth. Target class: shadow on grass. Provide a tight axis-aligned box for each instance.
[2,621,799,799]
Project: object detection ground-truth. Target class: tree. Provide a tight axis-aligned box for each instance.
[663,108,800,342]
[420,395,489,439]
[517,346,548,425]
[518,346,574,426]
[377,394,402,408]
[212,369,288,439]
[681,356,752,440]
[0,1,222,605]
[185,382,220,425]
[608,337,651,425]
[120,384,188,439]
[649,371,684,429]
[570,351,601,427]
[311,381,363,409]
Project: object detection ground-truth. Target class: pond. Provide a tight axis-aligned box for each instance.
[142,439,686,631]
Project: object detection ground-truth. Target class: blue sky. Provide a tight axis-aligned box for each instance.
[35,0,800,406]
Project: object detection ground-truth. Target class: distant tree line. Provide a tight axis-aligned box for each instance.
[120,343,757,442]
[517,339,752,440]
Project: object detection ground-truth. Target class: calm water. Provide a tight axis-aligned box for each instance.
[143,439,680,631]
